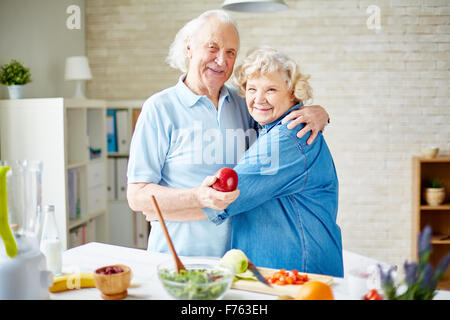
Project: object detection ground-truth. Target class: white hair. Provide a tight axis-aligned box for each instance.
[166,10,239,73]
[233,47,313,104]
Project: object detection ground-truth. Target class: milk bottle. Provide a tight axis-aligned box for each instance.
[40,205,62,275]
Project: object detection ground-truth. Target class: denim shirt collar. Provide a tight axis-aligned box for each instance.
[259,103,303,134]
[175,74,230,108]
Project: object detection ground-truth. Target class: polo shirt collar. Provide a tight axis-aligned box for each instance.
[175,74,230,108]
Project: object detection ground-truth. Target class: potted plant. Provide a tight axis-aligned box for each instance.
[424,178,445,206]
[0,59,32,99]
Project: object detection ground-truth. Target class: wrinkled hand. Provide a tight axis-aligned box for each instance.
[195,175,240,210]
[281,105,329,145]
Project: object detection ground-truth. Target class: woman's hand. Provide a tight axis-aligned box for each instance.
[281,105,330,145]
[195,175,240,210]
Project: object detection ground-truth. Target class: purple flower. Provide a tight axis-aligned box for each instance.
[435,253,450,277]
[420,264,437,290]
[418,225,432,257]
[378,264,395,287]
[404,261,418,286]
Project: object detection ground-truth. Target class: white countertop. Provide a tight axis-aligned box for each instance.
[50,242,450,300]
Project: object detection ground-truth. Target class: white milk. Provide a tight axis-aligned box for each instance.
[40,239,62,275]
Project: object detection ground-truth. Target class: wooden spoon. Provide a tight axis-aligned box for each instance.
[150,195,186,272]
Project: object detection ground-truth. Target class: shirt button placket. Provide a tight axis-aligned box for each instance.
[204,97,221,127]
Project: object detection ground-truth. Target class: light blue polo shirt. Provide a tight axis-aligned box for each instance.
[127,75,256,257]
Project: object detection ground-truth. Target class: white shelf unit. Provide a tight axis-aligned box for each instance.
[106,100,149,249]
[0,98,109,250]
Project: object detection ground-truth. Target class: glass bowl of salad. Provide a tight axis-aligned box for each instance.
[157,258,234,300]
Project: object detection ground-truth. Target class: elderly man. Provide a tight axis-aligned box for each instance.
[127,10,330,257]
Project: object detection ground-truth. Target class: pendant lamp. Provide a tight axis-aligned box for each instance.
[222,0,288,13]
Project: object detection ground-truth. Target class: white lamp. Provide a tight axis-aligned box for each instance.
[222,0,288,12]
[64,56,92,99]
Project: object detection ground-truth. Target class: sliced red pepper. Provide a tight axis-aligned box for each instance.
[363,289,383,300]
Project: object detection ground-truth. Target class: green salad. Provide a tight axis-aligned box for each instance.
[158,268,231,300]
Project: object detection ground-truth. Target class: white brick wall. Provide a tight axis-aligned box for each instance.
[86,0,450,268]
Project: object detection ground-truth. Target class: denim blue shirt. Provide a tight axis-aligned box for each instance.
[204,105,344,277]
[127,75,257,257]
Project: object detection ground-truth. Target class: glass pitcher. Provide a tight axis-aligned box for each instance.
[0,160,43,246]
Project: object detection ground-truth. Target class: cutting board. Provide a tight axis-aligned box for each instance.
[231,267,333,297]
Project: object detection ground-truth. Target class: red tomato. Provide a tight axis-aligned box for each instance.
[267,269,309,286]
[286,276,295,284]
[363,289,383,300]
[211,167,238,192]
[272,272,281,280]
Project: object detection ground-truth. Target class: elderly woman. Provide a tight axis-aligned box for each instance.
[202,47,343,277]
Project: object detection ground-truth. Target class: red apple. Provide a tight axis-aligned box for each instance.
[212,167,238,192]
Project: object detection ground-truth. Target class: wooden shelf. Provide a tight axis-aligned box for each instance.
[68,210,106,230]
[107,153,129,158]
[437,279,450,291]
[432,235,450,244]
[412,156,450,290]
[106,100,144,108]
[421,204,450,210]
[0,98,109,250]
[68,157,106,169]
[414,156,450,163]
[106,105,148,249]
[64,98,106,109]
[67,161,87,169]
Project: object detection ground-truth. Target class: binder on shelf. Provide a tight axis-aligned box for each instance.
[68,168,80,220]
[107,158,116,200]
[89,147,102,160]
[69,224,86,248]
[109,201,134,247]
[107,109,117,153]
[116,110,129,154]
[116,158,128,200]
[86,219,96,243]
[135,214,149,249]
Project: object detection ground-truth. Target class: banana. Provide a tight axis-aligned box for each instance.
[49,272,96,293]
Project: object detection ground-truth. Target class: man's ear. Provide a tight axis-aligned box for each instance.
[186,38,192,59]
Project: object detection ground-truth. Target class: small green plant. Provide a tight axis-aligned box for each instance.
[0,59,32,86]
[426,178,442,188]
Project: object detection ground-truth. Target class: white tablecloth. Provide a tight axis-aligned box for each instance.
[50,242,450,300]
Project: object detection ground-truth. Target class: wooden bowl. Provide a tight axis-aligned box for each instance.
[93,264,132,300]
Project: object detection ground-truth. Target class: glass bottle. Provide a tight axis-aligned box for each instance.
[40,205,62,275]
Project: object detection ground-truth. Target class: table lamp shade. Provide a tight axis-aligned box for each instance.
[65,56,92,80]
